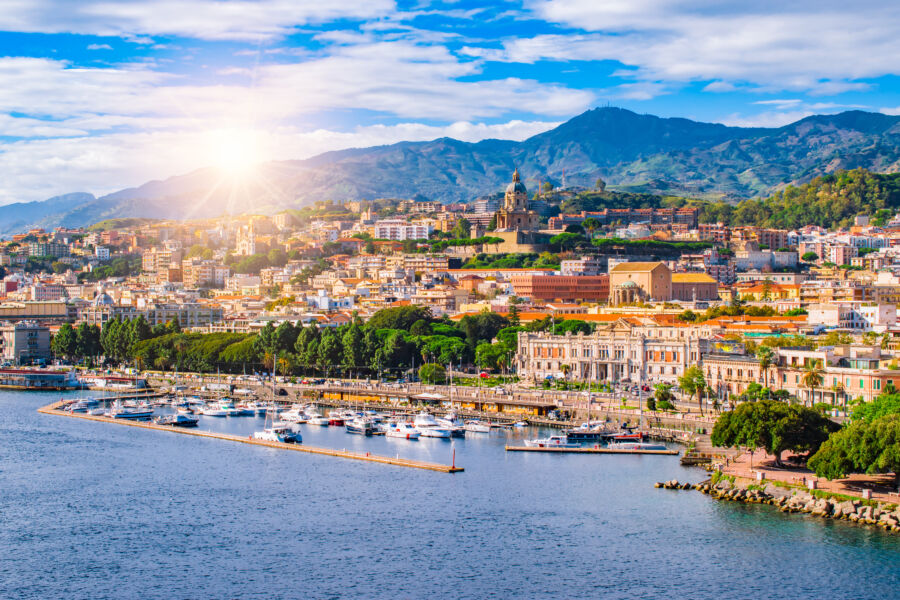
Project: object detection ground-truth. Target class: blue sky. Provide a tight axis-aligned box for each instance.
[0,0,898,204]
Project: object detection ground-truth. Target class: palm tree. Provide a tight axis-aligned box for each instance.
[756,346,775,387]
[802,361,824,407]
[582,217,600,240]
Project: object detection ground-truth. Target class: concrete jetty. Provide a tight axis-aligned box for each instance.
[505,445,678,455]
[39,401,463,473]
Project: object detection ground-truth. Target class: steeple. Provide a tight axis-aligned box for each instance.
[512,167,520,183]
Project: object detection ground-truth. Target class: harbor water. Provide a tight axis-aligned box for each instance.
[1,391,898,599]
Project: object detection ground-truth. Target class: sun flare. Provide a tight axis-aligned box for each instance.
[209,129,262,176]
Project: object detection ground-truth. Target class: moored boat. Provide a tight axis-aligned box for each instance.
[385,422,420,440]
[346,416,374,435]
[524,435,580,448]
[153,414,199,428]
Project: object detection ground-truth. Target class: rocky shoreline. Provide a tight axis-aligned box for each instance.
[656,476,900,534]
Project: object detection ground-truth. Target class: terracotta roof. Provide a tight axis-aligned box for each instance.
[609,261,666,272]
[671,273,717,284]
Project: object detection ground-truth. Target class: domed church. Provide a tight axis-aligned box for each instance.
[495,168,539,231]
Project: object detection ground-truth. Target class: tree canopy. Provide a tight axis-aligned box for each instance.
[712,400,839,465]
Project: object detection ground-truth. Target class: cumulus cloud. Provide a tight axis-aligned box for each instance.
[86,43,112,50]
[475,1,900,95]
[0,0,396,40]
[0,120,561,204]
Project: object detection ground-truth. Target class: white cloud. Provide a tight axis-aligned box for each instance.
[0,120,561,204]
[881,107,900,116]
[474,1,900,94]
[0,0,396,41]
[86,43,112,50]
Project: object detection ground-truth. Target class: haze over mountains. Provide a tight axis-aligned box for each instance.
[3,107,900,235]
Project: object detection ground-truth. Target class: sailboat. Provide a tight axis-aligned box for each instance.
[606,383,665,449]
[253,353,300,444]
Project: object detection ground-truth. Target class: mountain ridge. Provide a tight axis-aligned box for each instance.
[3,107,900,235]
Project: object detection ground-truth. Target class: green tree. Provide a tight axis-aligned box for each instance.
[316,328,342,374]
[475,341,506,371]
[595,177,606,192]
[678,365,707,415]
[419,363,446,384]
[756,346,775,387]
[851,392,900,422]
[712,400,839,466]
[51,322,77,360]
[802,361,824,406]
[809,414,900,491]
[582,217,601,239]
[450,217,471,240]
[801,251,819,262]
[342,323,364,372]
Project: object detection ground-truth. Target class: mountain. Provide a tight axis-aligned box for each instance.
[3,108,900,234]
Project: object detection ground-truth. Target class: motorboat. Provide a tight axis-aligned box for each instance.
[253,427,299,444]
[464,420,492,433]
[604,441,668,451]
[215,399,242,417]
[242,401,267,415]
[280,406,308,423]
[153,414,199,428]
[106,400,154,420]
[198,404,229,417]
[524,435,580,448]
[346,416,374,435]
[414,412,452,438]
[385,422,420,440]
[308,415,330,426]
[513,421,528,428]
[66,399,99,413]
[436,412,466,438]
[608,431,647,442]
[327,412,346,426]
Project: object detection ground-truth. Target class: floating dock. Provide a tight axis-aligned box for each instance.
[505,445,678,455]
[39,401,463,473]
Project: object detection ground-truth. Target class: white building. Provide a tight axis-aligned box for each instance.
[95,246,110,260]
[373,219,431,241]
[807,302,897,332]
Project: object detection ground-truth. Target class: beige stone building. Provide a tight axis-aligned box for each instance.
[516,318,709,384]
[494,169,539,231]
[609,262,672,304]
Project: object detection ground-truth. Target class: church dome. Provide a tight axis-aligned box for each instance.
[505,168,527,194]
[93,292,114,306]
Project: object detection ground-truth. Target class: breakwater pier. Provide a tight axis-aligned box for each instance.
[38,400,463,473]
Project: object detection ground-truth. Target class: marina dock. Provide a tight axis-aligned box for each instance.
[38,401,464,473]
[505,445,679,455]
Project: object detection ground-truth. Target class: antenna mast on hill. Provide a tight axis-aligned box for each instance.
[562,168,566,189]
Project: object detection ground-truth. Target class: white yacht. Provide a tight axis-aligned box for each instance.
[524,435,580,448]
[105,400,154,420]
[464,420,492,433]
[253,427,300,444]
[198,404,228,417]
[605,441,668,451]
[280,406,308,423]
[413,412,452,438]
[308,415,330,426]
[385,422,420,440]
[435,412,466,437]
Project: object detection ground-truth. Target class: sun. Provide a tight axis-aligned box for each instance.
[209,129,262,177]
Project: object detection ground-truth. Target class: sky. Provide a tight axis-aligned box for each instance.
[0,0,898,204]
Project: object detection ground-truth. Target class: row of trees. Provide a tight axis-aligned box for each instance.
[50,306,532,377]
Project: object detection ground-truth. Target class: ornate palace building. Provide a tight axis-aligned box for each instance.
[516,318,711,384]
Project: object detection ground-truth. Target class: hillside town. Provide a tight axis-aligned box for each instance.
[2,170,900,412]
